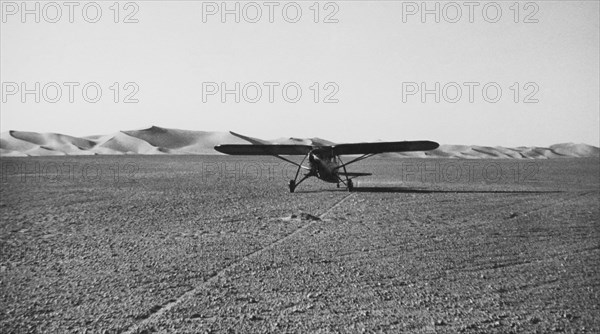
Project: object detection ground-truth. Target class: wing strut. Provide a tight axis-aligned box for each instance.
[287,152,313,193]
[334,153,377,171]
[273,154,310,170]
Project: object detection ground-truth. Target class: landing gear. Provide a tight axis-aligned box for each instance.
[288,180,296,193]
[338,156,354,192]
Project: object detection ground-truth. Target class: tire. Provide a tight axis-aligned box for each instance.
[288,180,296,193]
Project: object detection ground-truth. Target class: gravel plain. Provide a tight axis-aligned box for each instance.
[1,156,598,333]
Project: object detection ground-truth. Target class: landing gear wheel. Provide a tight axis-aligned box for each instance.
[336,183,340,188]
[288,180,296,193]
[347,179,354,192]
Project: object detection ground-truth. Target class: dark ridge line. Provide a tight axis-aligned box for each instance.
[121,193,355,334]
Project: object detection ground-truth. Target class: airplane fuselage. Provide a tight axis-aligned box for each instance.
[309,150,340,183]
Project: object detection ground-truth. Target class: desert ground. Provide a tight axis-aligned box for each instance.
[1,156,598,333]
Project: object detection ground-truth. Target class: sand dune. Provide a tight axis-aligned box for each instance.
[550,143,600,157]
[412,144,598,159]
[1,127,598,158]
[1,131,95,156]
[0,127,250,156]
[122,126,249,154]
[97,132,163,155]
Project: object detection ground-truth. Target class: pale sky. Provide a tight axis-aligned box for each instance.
[1,1,598,146]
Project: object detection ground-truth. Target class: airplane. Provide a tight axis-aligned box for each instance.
[214,136,439,192]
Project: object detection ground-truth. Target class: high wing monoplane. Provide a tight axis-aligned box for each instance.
[214,135,439,192]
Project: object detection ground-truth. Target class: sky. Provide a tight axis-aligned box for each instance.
[1,1,599,146]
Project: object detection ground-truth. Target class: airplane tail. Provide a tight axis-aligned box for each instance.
[229,131,271,145]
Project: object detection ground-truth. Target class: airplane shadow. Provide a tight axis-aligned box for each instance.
[295,189,349,194]
[295,187,561,194]
[350,187,562,194]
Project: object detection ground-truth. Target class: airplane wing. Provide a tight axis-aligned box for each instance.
[214,144,313,155]
[215,141,439,156]
[331,141,439,155]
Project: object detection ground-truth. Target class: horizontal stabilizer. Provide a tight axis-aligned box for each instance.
[214,144,312,155]
[338,172,372,177]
